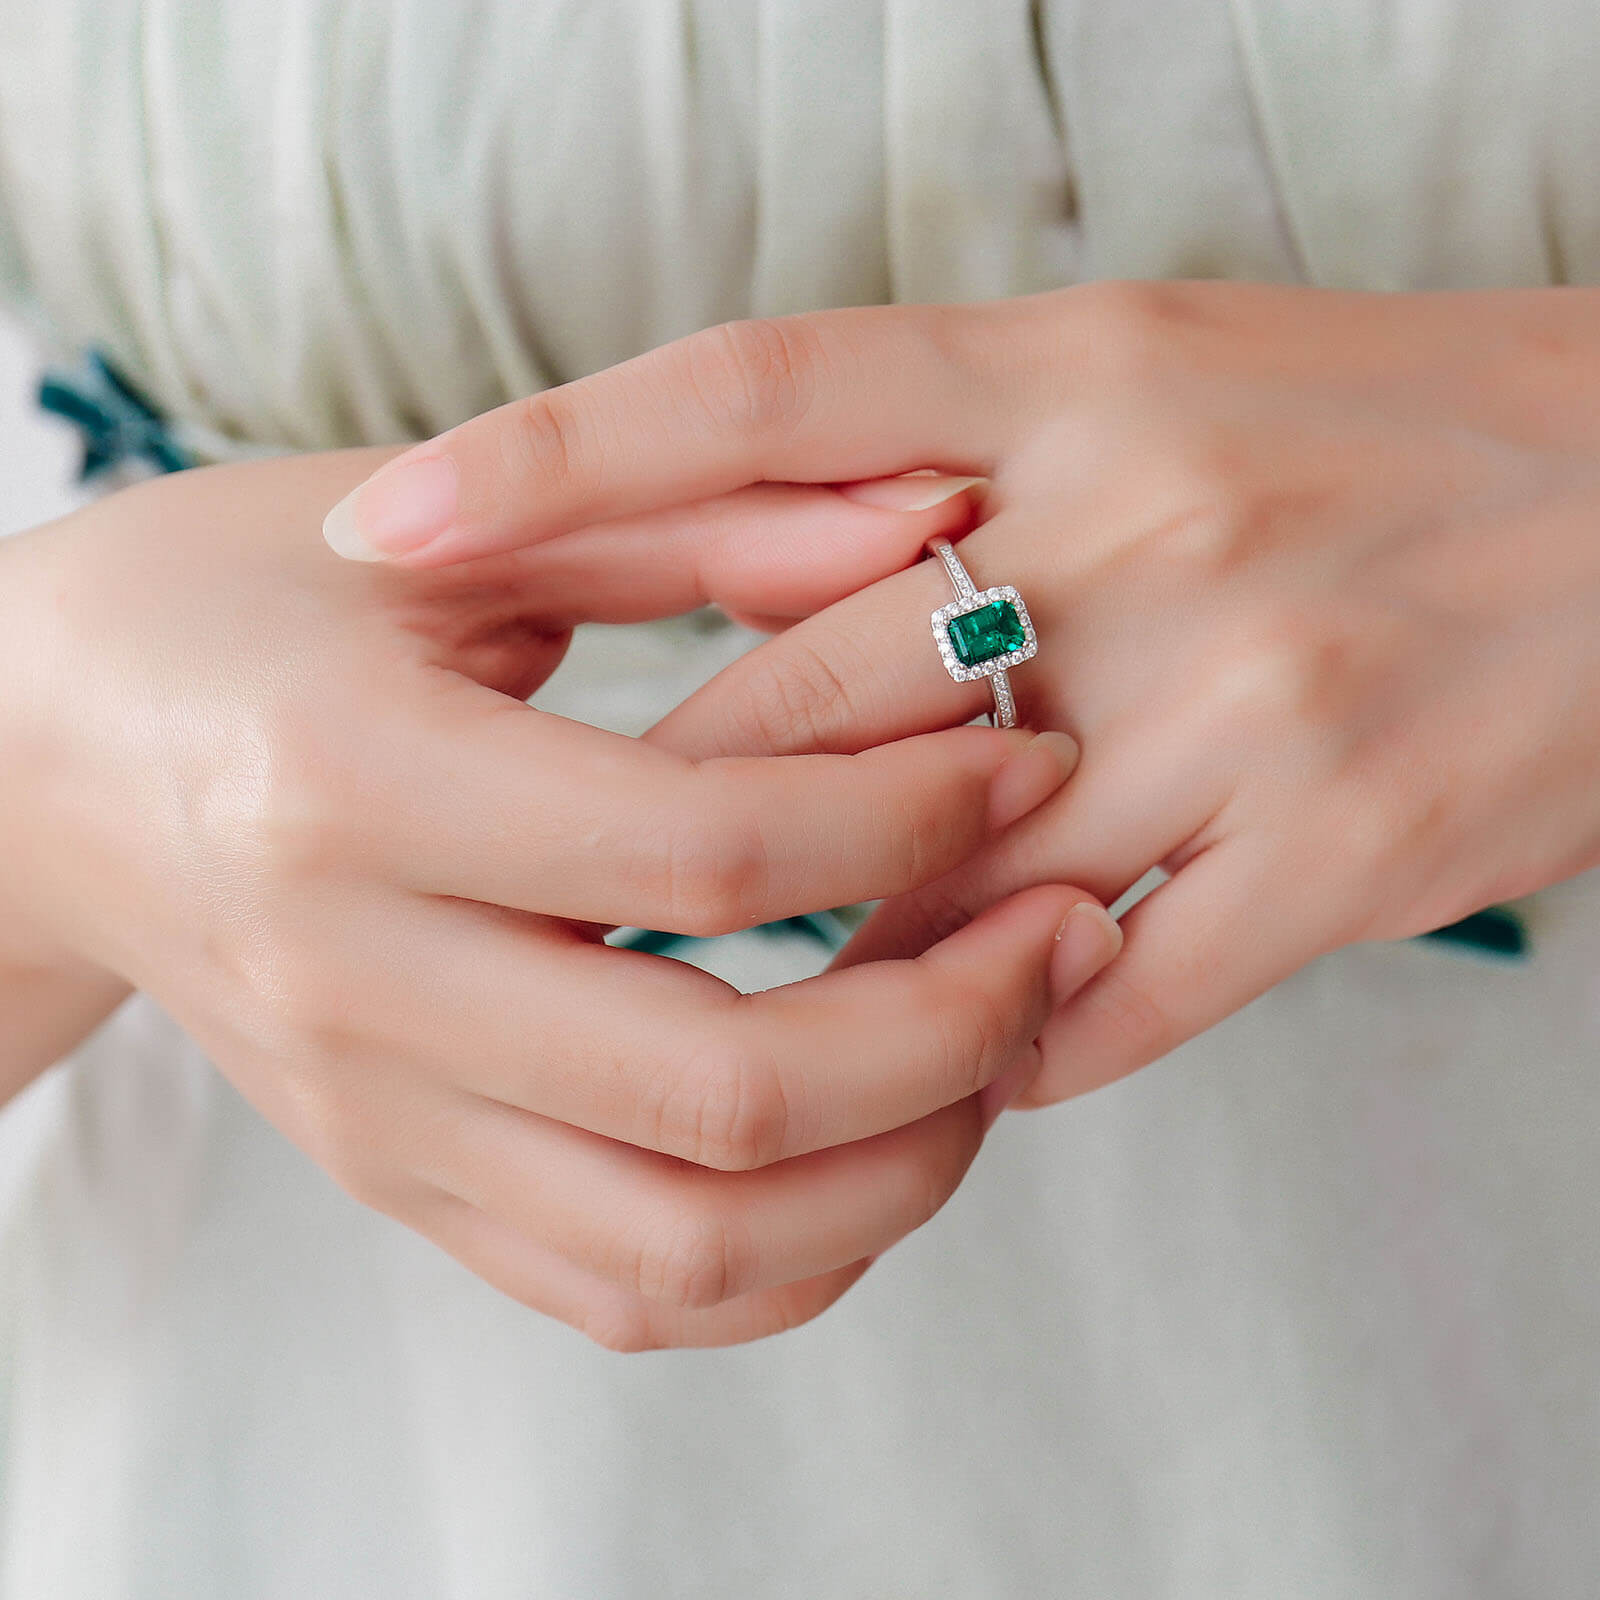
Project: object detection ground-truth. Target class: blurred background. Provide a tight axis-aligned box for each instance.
[0,313,78,538]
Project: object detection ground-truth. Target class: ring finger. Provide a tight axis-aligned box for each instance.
[425,1083,983,1310]
[416,1191,872,1351]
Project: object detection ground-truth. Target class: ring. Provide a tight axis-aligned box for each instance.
[926,538,1038,728]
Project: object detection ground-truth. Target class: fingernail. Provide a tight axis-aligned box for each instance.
[987,730,1081,830]
[834,473,987,513]
[1049,902,1122,1007]
[978,1047,1042,1133]
[322,451,459,561]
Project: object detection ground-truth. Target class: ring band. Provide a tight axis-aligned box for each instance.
[926,539,1038,728]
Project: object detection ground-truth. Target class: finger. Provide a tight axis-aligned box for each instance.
[396,475,982,696]
[976,1040,1047,1134]
[414,1191,869,1351]
[1016,842,1329,1106]
[373,884,1096,1165]
[833,712,1227,961]
[432,1087,980,1309]
[321,303,1021,565]
[648,553,989,759]
[716,610,798,634]
[498,474,986,626]
[378,675,1075,930]
[416,891,1122,1309]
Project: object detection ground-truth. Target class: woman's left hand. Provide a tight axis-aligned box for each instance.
[326,281,1600,1105]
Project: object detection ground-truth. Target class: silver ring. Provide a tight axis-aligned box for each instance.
[926,539,1038,729]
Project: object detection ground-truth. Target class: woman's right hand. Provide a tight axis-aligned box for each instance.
[0,448,1114,1348]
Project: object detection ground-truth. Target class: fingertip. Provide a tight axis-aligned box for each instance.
[1010,1071,1079,1111]
[685,479,979,628]
[717,609,797,634]
[321,451,459,563]
[927,882,1091,968]
[833,473,987,514]
[926,885,1117,1029]
[1048,900,1122,1006]
[987,729,1081,830]
[321,486,384,562]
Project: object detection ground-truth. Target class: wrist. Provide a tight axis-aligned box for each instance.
[0,523,119,972]
[0,523,132,1098]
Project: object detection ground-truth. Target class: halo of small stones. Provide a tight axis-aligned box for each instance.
[930,585,1038,683]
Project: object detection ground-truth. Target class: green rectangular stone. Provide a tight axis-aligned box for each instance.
[947,599,1026,667]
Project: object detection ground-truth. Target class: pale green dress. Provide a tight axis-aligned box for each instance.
[1,4,1598,1596]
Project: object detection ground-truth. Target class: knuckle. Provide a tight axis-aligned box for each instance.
[223,721,353,895]
[1195,620,1316,733]
[727,634,865,756]
[644,800,770,937]
[1144,435,1338,588]
[884,780,984,892]
[275,953,362,1061]
[1196,607,1373,751]
[886,1133,969,1240]
[287,1073,370,1196]
[1073,963,1174,1069]
[1137,434,1263,583]
[630,1203,749,1310]
[274,955,347,1044]
[938,969,1020,1098]
[656,1030,789,1171]
[683,316,824,440]
[506,384,597,499]
[229,936,359,1071]
[893,878,983,953]
[1075,279,1202,385]
[901,959,1017,1104]
[248,787,339,889]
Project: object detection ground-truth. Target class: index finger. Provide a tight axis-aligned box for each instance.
[361,672,1074,934]
[322,303,1021,566]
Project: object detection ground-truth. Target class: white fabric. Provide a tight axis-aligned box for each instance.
[2,3,1599,1595]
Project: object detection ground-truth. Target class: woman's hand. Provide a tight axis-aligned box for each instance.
[0,448,1112,1348]
[342,282,1600,1105]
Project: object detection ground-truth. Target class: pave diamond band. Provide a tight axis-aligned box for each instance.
[926,539,1038,728]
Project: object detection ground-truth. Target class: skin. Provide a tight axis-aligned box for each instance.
[0,446,1120,1351]
[335,279,1600,1107]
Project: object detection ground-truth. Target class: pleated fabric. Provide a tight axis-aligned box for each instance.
[3,0,1597,460]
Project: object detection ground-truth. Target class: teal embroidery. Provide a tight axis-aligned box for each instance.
[616,909,856,959]
[621,903,1531,964]
[37,349,190,480]
[1420,905,1528,959]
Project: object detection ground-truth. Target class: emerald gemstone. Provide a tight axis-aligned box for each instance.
[947,599,1026,667]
